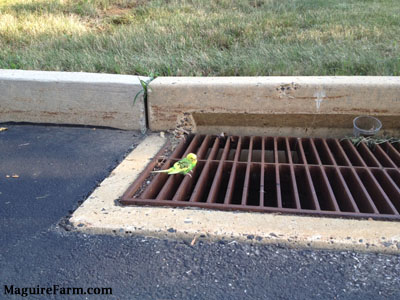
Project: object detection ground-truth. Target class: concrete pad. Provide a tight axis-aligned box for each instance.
[148,77,400,137]
[70,135,400,254]
[0,69,148,130]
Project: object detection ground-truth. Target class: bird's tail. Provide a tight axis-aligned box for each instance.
[151,169,170,173]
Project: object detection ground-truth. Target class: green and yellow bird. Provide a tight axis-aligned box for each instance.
[152,153,197,176]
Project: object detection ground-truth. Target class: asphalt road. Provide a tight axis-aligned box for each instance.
[1,124,399,300]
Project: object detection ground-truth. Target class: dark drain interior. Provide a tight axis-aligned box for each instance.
[120,134,400,220]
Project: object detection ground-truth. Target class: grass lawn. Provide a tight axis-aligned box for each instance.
[0,0,399,76]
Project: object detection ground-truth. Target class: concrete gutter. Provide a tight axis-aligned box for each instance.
[70,134,400,254]
[148,77,400,137]
[0,69,148,130]
[2,71,399,252]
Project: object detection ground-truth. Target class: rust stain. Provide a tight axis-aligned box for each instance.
[1,110,125,119]
[2,110,68,115]
[151,104,241,114]
[294,95,349,100]
[0,110,26,113]
[102,112,118,120]
[42,111,61,116]
[13,97,35,103]
[332,108,390,114]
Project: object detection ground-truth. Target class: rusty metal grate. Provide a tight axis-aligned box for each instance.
[120,135,400,220]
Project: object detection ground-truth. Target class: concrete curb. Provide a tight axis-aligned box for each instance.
[71,134,400,254]
[2,72,399,136]
[148,76,400,137]
[2,71,399,252]
[0,69,148,130]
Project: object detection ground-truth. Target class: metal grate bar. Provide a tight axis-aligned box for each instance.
[373,145,398,168]
[314,138,335,165]
[324,167,359,213]
[264,137,274,163]
[241,137,254,205]
[224,137,242,204]
[188,137,220,202]
[171,162,200,201]
[173,135,216,200]
[167,136,193,159]
[259,137,265,207]
[340,139,367,167]
[273,137,279,163]
[337,140,385,213]
[156,135,207,201]
[121,134,400,221]
[196,135,214,159]
[309,139,340,211]
[285,138,294,164]
[305,139,324,210]
[356,168,398,215]
[309,166,338,211]
[372,169,400,212]
[301,138,319,165]
[286,138,298,208]
[386,169,400,189]
[139,160,171,200]
[296,138,308,166]
[294,166,317,210]
[289,163,301,209]
[156,142,206,200]
[327,139,351,166]
[182,134,204,158]
[274,163,283,208]
[357,143,381,168]
[291,139,319,210]
[320,139,338,166]
[379,143,400,167]
[206,137,232,203]
[139,138,190,199]
[340,168,379,214]
[169,135,213,201]
[308,138,322,165]
[321,139,360,212]
[121,142,172,201]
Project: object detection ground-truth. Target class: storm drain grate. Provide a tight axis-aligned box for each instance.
[120,135,400,220]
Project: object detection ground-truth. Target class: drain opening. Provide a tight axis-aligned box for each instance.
[120,134,400,220]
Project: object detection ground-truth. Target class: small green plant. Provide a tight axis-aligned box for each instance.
[342,136,400,149]
[133,75,155,105]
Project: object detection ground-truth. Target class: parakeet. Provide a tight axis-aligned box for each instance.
[152,153,197,176]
